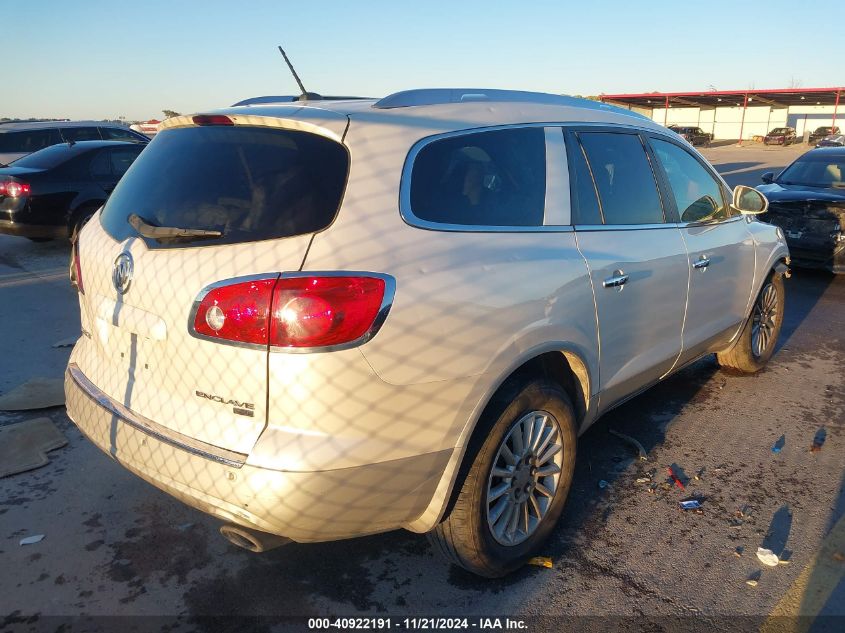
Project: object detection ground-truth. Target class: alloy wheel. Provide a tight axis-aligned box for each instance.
[486,410,564,546]
[751,282,778,358]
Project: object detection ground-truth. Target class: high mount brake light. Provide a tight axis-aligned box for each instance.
[192,114,234,126]
[191,275,390,350]
[0,181,31,197]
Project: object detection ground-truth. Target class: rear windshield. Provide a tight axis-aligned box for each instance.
[100,125,349,248]
[8,142,74,169]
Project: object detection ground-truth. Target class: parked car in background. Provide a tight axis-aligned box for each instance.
[668,125,712,146]
[758,146,845,273]
[65,89,787,578]
[764,127,797,146]
[0,140,145,240]
[810,126,841,144]
[0,120,148,166]
[817,134,845,148]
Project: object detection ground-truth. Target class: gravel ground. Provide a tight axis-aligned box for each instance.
[1,144,842,632]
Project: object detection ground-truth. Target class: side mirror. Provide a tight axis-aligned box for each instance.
[732,185,769,215]
[761,172,774,184]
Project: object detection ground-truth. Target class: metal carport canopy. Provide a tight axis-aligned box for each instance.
[599,86,843,109]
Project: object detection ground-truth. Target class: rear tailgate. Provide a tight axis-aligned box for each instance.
[73,113,349,455]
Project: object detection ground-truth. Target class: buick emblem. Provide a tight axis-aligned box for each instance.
[112,252,134,295]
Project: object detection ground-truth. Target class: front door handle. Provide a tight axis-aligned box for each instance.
[693,256,711,270]
[603,271,629,289]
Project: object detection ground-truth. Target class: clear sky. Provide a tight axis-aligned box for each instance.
[8,0,844,121]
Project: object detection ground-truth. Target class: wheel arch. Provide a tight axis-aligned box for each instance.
[403,343,594,534]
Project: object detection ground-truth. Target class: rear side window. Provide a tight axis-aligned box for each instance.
[0,129,62,153]
[578,132,664,225]
[100,126,349,248]
[409,127,546,227]
[62,127,102,142]
[650,138,732,222]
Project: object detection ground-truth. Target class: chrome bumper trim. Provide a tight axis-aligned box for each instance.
[67,363,247,468]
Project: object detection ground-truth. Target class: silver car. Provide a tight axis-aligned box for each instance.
[65,89,789,577]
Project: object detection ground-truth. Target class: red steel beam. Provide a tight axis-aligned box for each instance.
[737,93,749,146]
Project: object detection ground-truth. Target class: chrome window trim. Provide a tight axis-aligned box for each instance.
[270,270,396,354]
[574,222,681,232]
[67,363,247,468]
[186,271,397,355]
[544,127,571,226]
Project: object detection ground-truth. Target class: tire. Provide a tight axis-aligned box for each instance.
[717,272,785,373]
[427,378,577,577]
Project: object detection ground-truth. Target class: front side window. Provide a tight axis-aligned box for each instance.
[651,138,732,222]
[409,127,546,227]
[578,132,664,225]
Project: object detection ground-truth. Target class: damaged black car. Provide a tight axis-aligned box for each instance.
[758,147,845,274]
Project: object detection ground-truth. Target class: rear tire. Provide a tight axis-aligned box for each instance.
[427,378,577,577]
[717,272,785,373]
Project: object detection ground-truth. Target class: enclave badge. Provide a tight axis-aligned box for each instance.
[112,252,134,295]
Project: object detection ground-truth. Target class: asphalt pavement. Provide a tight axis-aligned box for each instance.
[1,143,843,632]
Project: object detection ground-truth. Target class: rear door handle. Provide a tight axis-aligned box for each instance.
[603,271,629,289]
[693,256,711,270]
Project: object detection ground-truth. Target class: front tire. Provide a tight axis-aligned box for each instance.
[427,378,577,577]
[717,272,785,373]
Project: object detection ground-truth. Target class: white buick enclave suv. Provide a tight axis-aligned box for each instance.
[65,89,789,577]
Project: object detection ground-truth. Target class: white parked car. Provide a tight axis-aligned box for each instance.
[65,89,789,577]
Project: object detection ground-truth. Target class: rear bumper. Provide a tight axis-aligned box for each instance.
[65,363,450,542]
[0,218,68,239]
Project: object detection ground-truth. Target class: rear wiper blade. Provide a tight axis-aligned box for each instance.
[128,213,223,239]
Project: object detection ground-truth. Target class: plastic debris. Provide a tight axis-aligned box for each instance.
[667,466,686,491]
[734,547,744,557]
[679,499,702,510]
[608,429,648,461]
[20,534,45,546]
[772,435,785,453]
[811,428,826,453]
[746,579,759,587]
[527,556,553,569]
[694,468,705,481]
[756,547,780,567]
[598,480,609,489]
[778,559,790,565]
[636,477,651,484]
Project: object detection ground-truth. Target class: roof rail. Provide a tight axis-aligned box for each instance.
[373,88,649,119]
[231,95,370,107]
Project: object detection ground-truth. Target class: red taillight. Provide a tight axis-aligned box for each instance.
[192,114,234,126]
[190,275,390,349]
[70,240,84,294]
[270,276,386,349]
[192,278,278,345]
[0,181,31,197]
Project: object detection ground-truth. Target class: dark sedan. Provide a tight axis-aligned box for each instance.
[764,127,797,146]
[0,140,144,240]
[758,147,845,273]
[810,126,841,144]
[668,125,712,146]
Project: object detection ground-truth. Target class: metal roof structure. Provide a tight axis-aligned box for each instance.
[599,86,843,109]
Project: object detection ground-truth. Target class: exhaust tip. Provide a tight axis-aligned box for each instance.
[219,524,291,553]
